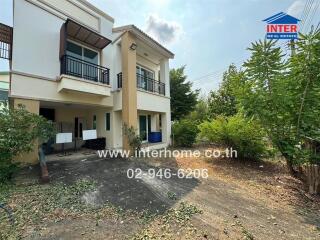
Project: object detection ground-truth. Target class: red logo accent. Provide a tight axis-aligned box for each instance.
[267,24,297,33]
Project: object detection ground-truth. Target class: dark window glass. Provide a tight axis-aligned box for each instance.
[84,48,98,65]
[83,48,98,81]
[93,115,97,130]
[74,117,79,138]
[148,115,151,133]
[66,41,82,59]
[105,113,110,131]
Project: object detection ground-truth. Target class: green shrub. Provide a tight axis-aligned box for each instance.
[198,114,268,160]
[123,123,142,152]
[172,119,199,147]
[0,105,55,182]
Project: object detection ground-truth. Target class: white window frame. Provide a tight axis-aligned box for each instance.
[136,64,155,79]
[136,65,155,90]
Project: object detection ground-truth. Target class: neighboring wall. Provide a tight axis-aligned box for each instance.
[0,72,9,91]
[0,72,9,107]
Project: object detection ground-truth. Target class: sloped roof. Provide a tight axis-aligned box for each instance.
[113,25,174,59]
[263,12,300,24]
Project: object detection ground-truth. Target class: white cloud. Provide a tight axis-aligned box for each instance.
[287,0,305,17]
[145,14,183,45]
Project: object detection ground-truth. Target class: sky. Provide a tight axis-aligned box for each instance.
[0,0,319,94]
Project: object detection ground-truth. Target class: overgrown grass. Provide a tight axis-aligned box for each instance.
[0,179,97,239]
[1,180,203,239]
[132,202,203,239]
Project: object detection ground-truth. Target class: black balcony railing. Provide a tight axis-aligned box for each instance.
[136,73,165,95]
[60,55,110,84]
[117,72,165,96]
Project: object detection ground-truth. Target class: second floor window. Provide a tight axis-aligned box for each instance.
[136,65,154,91]
[66,41,99,80]
[66,41,99,65]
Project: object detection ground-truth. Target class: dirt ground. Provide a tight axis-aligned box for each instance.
[1,148,320,239]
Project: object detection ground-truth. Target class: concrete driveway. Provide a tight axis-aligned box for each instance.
[44,156,320,240]
[47,156,199,214]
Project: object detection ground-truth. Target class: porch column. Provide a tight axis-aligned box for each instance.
[161,112,171,145]
[13,98,40,164]
[121,31,137,150]
[160,58,170,97]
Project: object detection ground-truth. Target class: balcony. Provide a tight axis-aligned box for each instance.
[58,55,111,97]
[61,55,110,84]
[117,72,165,96]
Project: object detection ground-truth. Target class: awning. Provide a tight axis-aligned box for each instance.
[0,23,13,60]
[64,19,111,50]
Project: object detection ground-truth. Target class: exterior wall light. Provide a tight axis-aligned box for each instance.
[130,43,137,51]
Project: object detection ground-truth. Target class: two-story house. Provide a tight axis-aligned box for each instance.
[3,0,173,164]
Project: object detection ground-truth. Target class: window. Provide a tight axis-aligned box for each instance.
[66,41,99,80]
[105,112,110,131]
[93,115,97,130]
[66,41,99,65]
[136,65,154,90]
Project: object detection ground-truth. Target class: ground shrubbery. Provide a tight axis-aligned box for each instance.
[198,114,268,160]
[172,119,199,147]
[0,105,55,182]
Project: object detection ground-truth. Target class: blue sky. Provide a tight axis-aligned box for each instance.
[1,0,319,93]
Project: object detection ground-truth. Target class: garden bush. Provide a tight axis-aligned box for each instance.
[172,119,199,147]
[198,114,268,160]
[0,105,55,182]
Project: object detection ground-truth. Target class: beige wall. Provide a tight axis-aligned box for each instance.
[121,31,137,150]
[13,98,40,164]
[112,111,123,148]
[38,0,100,31]
[0,73,9,84]
[87,108,113,148]
[58,75,111,97]
[10,73,113,107]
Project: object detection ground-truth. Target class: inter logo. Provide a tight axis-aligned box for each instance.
[263,12,300,40]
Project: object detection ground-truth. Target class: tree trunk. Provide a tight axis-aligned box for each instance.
[286,158,299,177]
[302,164,320,195]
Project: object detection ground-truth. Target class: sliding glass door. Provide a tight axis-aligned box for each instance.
[136,65,154,91]
[139,115,147,142]
[66,41,99,81]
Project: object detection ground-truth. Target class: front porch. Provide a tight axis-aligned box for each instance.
[39,101,113,154]
[137,110,168,146]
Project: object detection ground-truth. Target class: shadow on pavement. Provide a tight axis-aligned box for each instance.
[47,156,199,214]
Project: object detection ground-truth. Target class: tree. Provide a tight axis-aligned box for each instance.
[198,113,268,160]
[0,105,55,181]
[288,30,320,165]
[238,31,320,175]
[170,66,199,120]
[208,64,240,118]
[172,119,199,147]
[188,95,210,122]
